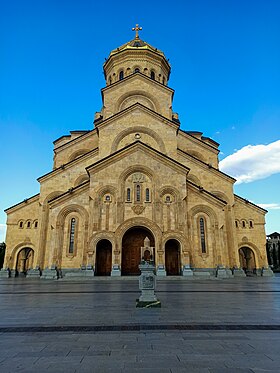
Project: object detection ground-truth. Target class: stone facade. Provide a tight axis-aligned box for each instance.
[1,33,273,279]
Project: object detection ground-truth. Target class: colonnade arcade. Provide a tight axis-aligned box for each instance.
[91,221,183,276]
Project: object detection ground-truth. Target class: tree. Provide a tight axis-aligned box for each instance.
[0,242,6,269]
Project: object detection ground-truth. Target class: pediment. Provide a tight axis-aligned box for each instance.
[102,72,174,96]
[48,181,90,208]
[187,180,227,208]
[101,73,174,120]
[97,102,178,131]
[86,141,189,178]
[96,103,179,158]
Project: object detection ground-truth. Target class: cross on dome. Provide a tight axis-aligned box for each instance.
[132,24,142,39]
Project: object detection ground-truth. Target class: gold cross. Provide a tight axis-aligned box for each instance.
[132,24,142,39]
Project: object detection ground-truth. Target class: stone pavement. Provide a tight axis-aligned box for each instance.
[0,276,280,372]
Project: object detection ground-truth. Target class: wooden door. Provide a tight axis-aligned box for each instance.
[122,228,154,275]
[95,240,112,276]
[165,240,180,276]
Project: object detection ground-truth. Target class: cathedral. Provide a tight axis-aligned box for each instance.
[1,26,273,279]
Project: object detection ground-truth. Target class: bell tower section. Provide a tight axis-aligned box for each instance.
[99,25,175,121]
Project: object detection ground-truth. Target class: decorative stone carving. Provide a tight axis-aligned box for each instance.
[131,172,146,183]
[132,205,145,215]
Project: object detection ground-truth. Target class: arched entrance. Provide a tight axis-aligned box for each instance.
[16,248,34,277]
[121,227,155,275]
[95,239,112,276]
[239,247,256,276]
[165,239,180,276]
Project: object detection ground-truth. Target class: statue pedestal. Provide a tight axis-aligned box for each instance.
[41,266,58,280]
[136,262,161,308]
[261,267,274,277]
[0,268,10,278]
[233,268,246,277]
[216,266,229,279]
[111,264,121,276]
[182,264,193,277]
[26,267,41,278]
[156,265,166,276]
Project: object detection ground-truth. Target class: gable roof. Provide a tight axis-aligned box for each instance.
[86,140,190,175]
[101,71,174,95]
[5,193,40,213]
[37,147,98,182]
[234,194,267,213]
[95,101,179,131]
[178,148,236,183]
[187,180,228,206]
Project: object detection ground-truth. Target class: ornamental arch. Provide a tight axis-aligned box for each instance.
[115,217,162,274]
[115,90,160,114]
[121,226,155,275]
[238,241,261,271]
[54,204,89,268]
[111,126,166,154]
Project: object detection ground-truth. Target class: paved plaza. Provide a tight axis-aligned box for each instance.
[0,276,280,372]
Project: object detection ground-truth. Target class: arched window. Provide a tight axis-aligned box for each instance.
[235,220,239,228]
[199,217,206,253]
[151,71,155,80]
[242,220,246,228]
[109,76,112,85]
[119,71,124,80]
[134,68,140,73]
[162,76,165,85]
[34,221,38,229]
[145,188,150,202]
[69,218,76,254]
[165,195,171,203]
[127,188,131,202]
[19,221,23,229]
[249,220,253,228]
[27,221,31,229]
[136,184,141,202]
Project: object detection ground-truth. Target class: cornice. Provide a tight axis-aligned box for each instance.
[54,129,97,153]
[48,181,90,208]
[187,180,227,207]
[101,71,174,94]
[178,129,219,153]
[234,194,267,214]
[104,48,171,73]
[178,148,236,184]
[5,194,40,214]
[96,102,179,131]
[37,148,99,183]
[86,141,190,176]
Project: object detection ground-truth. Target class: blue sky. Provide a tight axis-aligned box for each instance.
[0,0,280,241]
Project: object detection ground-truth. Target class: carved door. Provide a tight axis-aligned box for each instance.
[95,240,112,276]
[122,228,154,275]
[165,240,180,276]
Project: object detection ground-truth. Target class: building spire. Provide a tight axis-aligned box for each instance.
[132,24,142,39]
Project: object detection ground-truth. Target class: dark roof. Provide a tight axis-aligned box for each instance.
[179,129,220,151]
[178,148,235,182]
[5,193,40,213]
[267,232,280,238]
[234,194,268,213]
[37,147,98,181]
[48,181,90,204]
[186,180,227,205]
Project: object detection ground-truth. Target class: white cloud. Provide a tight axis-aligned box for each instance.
[220,139,280,184]
[0,224,7,242]
[257,203,280,210]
